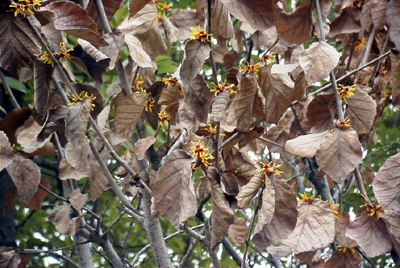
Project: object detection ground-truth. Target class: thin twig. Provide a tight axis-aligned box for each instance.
[258,137,285,149]
[0,69,20,109]
[121,218,135,262]
[20,251,79,268]
[354,167,368,200]
[178,238,199,268]
[355,247,376,267]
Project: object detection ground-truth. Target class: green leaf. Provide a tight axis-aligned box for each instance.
[1,76,28,93]
[155,55,179,74]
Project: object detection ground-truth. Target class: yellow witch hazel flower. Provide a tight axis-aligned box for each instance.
[337,245,356,256]
[190,25,212,43]
[205,124,225,136]
[241,62,260,75]
[68,91,97,111]
[299,191,315,203]
[323,197,339,217]
[210,79,236,96]
[158,109,171,126]
[337,117,351,128]
[336,84,356,102]
[189,140,213,167]
[256,161,283,175]
[54,42,74,63]
[144,98,154,112]
[10,0,41,17]
[353,37,366,51]
[360,194,387,219]
[260,52,276,65]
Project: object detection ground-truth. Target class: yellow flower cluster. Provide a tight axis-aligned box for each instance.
[158,109,171,126]
[68,91,97,111]
[256,161,283,175]
[360,194,387,219]
[337,117,351,128]
[210,79,236,96]
[260,52,276,65]
[298,192,315,203]
[336,84,356,102]
[10,0,41,17]
[40,42,74,67]
[145,98,155,112]
[241,62,260,75]
[156,1,172,21]
[337,245,356,256]
[189,140,213,167]
[190,26,212,43]
[353,37,366,51]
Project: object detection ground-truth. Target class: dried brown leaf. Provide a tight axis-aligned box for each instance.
[153,150,197,229]
[0,108,31,141]
[211,0,234,40]
[48,204,83,236]
[235,72,257,132]
[221,172,239,196]
[134,136,156,160]
[0,12,41,74]
[99,30,124,70]
[129,0,151,18]
[325,249,361,268]
[59,158,89,180]
[6,154,40,203]
[118,2,167,58]
[115,93,148,138]
[16,118,50,154]
[3,186,18,214]
[284,199,335,254]
[382,211,400,245]
[276,0,313,45]
[178,100,200,132]
[88,160,108,201]
[211,90,230,122]
[258,65,295,123]
[285,130,330,158]
[170,9,204,41]
[42,2,107,46]
[391,52,400,103]
[227,216,247,247]
[344,89,376,134]
[160,16,179,45]
[255,175,275,227]
[33,60,53,118]
[372,152,400,213]
[316,128,362,183]
[236,175,262,209]
[253,175,298,250]
[263,125,288,153]
[219,0,275,31]
[225,147,258,185]
[124,34,152,68]
[37,105,69,143]
[361,165,375,185]
[0,247,21,268]
[69,189,89,211]
[328,7,361,37]
[184,75,214,124]
[346,208,392,258]
[371,0,388,30]
[65,98,92,148]
[387,1,400,50]
[335,210,358,248]
[65,138,89,173]
[22,178,51,211]
[299,41,340,83]
[210,172,235,249]
[0,131,14,172]
[179,40,210,87]
[306,94,335,133]
[267,245,292,258]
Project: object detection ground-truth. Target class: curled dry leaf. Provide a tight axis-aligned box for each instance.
[381,211,400,245]
[69,189,89,211]
[0,131,14,172]
[335,211,358,248]
[316,128,362,183]
[209,171,235,249]
[37,105,69,143]
[183,75,214,124]
[6,154,40,203]
[129,0,151,18]
[258,65,296,123]
[0,13,41,74]
[346,208,392,258]
[306,94,335,133]
[170,9,204,41]
[255,175,275,227]
[41,2,107,46]
[118,2,167,58]
[235,72,257,132]
[211,90,230,122]
[285,130,330,158]
[99,31,125,70]
[152,150,197,229]
[65,98,92,149]
[48,204,83,236]
[59,158,89,180]
[17,118,52,154]
[386,1,400,50]
[221,172,239,196]
[34,60,54,118]
[124,34,153,68]
[328,7,361,37]
[160,16,180,45]
[276,0,313,45]
[253,175,298,250]
[0,108,32,141]
[115,93,148,138]
[390,52,400,104]
[299,41,340,83]
[344,89,376,134]
[225,147,258,185]
[263,125,289,153]
[178,100,200,132]
[236,175,263,209]
[78,39,108,62]
[211,0,234,40]
[179,40,210,87]
[372,152,400,213]
[65,138,90,173]
[134,135,156,160]
[219,0,275,31]
[227,216,247,247]
[325,249,361,268]
[266,245,292,258]
[88,159,108,201]
[22,178,51,211]
[0,247,21,268]
[283,199,335,254]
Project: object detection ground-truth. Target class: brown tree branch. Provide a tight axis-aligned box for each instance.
[0,69,20,109]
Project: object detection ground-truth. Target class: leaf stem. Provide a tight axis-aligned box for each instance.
[0,69,20,109]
